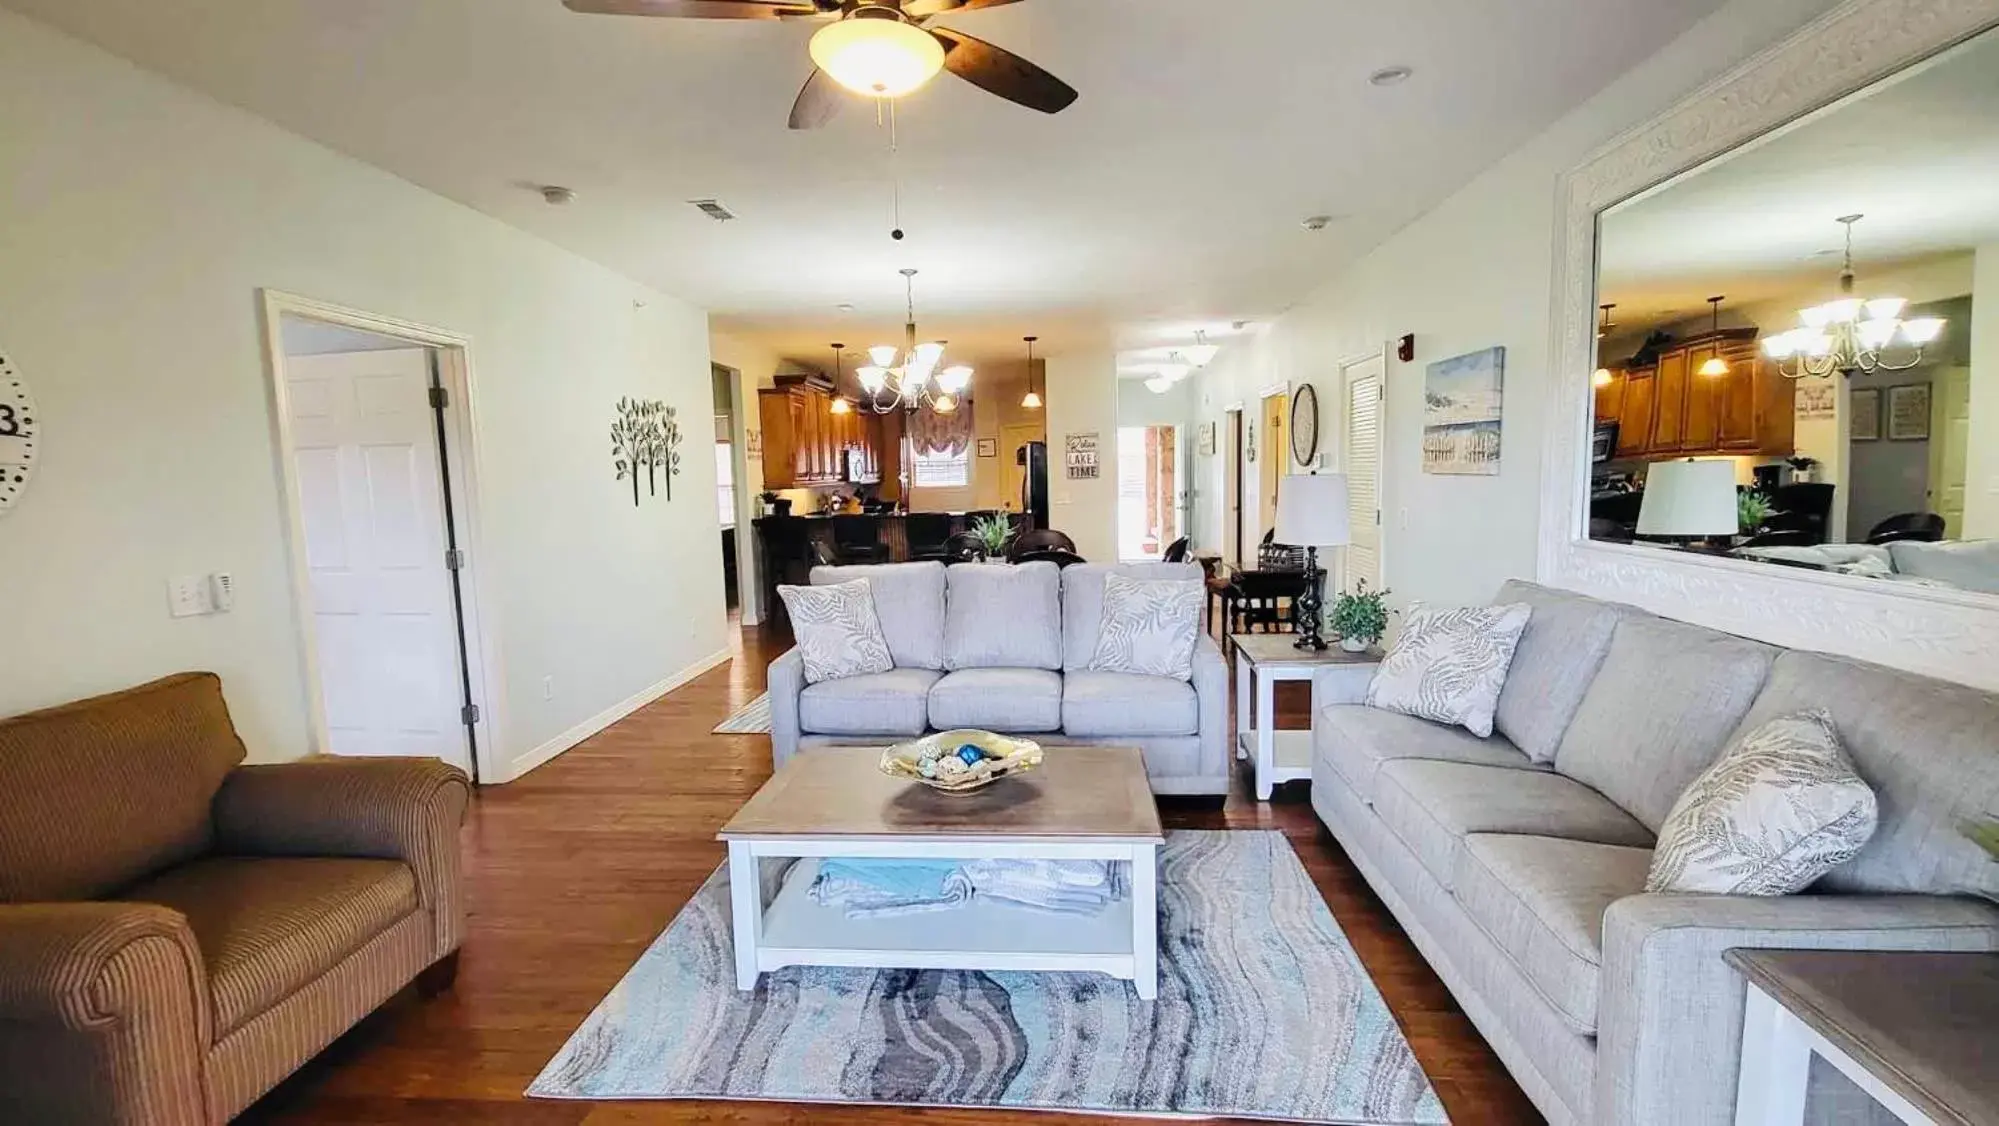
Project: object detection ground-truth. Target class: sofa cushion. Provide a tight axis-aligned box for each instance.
[1555,616,1776,831]
[944,562,1062,671]
[1886,539,1999,595]
[0,672,247,903]
[1491,580,1628,763]
[1372,760,1653,892]
[799,669,943,737]
[1087,573,1205,679]
[1314,705,1546,806]
[122,855,418,1036]
[813,562,948,670]
[1059,562,1205,671]
[777,580,895,684]
[1364,602,1532,737]
[1062,672,1199,738]
[1736,651,1999,900]
[929,669,1062,733]
[1455,835,1653,1036]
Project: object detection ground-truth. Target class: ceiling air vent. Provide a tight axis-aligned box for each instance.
[689,199,737,223]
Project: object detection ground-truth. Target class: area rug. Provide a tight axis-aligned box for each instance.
[529,830,1448,1124]
[710,693,771,734]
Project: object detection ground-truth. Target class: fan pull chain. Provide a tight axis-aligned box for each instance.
[885,97,905,242]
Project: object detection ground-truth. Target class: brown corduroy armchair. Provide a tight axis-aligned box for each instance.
[0,672,471,1125]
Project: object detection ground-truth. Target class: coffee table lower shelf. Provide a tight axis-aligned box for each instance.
[727,840,1159,999]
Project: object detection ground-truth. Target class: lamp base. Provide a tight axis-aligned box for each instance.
[1293,549,1329,651]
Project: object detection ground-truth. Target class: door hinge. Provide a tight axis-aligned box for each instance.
[461,703,481,726]
[445,549,466,571]
[428,386,449,410]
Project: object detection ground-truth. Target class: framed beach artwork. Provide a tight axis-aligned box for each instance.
[1422,347,1505,476]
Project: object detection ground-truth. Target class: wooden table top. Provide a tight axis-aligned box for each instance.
[719,745,1164,843]
[1230,633,1384,667]
[1726,949,1999,1126]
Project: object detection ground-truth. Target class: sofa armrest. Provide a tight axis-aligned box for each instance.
[212,757,470,955]
[1191,635,1229,779]
[768,647,805,769]
[1311,663,1372,710]
[1595,892,1999,1126]
[0,903,210,1124]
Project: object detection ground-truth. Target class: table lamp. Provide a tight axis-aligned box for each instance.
[1273,473,1352,651]
[1636,458,1739,544]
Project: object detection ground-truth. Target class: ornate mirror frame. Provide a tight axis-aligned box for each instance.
[1538,0,1999,690]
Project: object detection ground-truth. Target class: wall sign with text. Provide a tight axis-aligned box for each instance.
[0,346,38,515]
[1064,432,1100,480]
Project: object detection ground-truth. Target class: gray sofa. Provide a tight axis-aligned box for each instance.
[1310,579,1999,1126]
[769,560,1230,795]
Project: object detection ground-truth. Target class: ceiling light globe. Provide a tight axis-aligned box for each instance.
[1145,377,1172,394]
[857,365,889,393]
[1697,356,1730,378]
[809,17,945,99]
[1900,317,1945,345]
[938,365,972,393]
[1021,390,1044,410]
[1856,319,1899,349]
[868,345,899,368]
[1592,368,1614,388]
[930,393,958,414]
[1184,344,1221,368]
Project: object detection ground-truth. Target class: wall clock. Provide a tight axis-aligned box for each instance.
[1291,383,1320,466]
[0,347,37,515]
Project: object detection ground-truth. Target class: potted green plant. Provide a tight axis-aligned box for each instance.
[1738,489,1774,535]
[1329,580,1392,654]
[970,514,1014,562]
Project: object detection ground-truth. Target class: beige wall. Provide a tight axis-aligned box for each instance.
[0,10,728,778]
[1045,346,1121,562]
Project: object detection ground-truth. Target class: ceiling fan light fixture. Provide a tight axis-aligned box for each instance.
[809,13,946,99]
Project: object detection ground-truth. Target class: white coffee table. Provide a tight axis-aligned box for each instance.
[717,745,1166,999]
[1231,633,1383,800]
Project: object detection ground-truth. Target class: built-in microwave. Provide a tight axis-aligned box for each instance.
[1591,422,1619,463]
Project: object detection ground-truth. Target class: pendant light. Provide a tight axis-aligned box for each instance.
[828,344,853,414]
[1697,297,1730,377]
[1592,303,1617,388]
[1020,336,1043,410]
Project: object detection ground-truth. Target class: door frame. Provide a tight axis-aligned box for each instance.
[257,289,504,784]
[1338,349,1389,593]
[714,362,760,625]
[1223,406,1245,566]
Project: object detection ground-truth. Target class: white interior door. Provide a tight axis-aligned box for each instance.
[1931,365,1970,537]
[1342,355,1385,594]
[286,349,469,769]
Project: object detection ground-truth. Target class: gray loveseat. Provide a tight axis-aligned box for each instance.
[1311,579,1999,1126]
[769,560,1230,795]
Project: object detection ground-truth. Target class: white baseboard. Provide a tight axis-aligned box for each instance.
[501,648,731,783]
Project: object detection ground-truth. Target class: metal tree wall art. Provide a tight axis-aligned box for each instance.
[610,398,684,507]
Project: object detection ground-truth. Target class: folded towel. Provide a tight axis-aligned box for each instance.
[809,860,973,919]
[962,859,1128,917]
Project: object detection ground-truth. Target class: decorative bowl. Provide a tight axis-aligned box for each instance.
[879,730,1045,794]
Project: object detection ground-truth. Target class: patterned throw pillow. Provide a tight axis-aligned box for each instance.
[1087,573,1205,680]
[777,580,894,684]
[1363,603,1532,737]
[1647,710,1878,895]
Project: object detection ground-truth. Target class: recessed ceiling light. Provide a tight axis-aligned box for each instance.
[1302,215,1334,232]
[539,185,577,205]
[1369,65,1414,87]
[837,303,855,312]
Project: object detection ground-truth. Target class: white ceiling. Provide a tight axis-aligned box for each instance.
[1599,24,1999,329]
[9,0,1728,371]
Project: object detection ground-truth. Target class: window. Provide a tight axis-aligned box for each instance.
[715,441,735,528]
[909,445,970,488]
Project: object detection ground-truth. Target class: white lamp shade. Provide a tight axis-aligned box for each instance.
[1273,473,1353,547]
[1637,459,1739,537]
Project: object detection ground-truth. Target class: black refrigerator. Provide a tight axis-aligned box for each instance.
[1017,440,1050,530]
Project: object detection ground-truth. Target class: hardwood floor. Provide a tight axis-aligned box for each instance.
[243,623,1544,1125]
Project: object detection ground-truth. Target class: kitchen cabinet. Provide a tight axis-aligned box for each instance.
[757,380,886,488]
[1595,330,1795,461]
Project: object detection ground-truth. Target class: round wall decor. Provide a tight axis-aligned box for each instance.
[1290,382,1320,466]
[0,347,37,515]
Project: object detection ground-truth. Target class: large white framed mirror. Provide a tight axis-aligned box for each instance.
[1542,0,1999,688]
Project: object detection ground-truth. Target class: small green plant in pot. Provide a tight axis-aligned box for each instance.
[970,514,1014,561]
[1329,580,1392,654]
[1738,489,1774,535]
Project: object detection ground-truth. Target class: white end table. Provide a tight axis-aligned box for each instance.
[1231,633,1383,801]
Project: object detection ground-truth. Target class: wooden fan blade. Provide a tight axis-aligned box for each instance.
[901,0,1025,17]
[562,0,819,19]
[928,26,1078,115]
[788,68,843,130]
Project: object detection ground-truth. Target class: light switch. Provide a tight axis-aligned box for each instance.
[168,575,212,618]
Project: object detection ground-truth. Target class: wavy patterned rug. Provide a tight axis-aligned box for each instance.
[529,830,1448,1124]
[710,693,771,734]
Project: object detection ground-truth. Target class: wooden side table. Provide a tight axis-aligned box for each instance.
[1728,949,1999,1125]
[1230,634,1382,801]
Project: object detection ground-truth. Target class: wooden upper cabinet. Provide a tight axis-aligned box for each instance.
[1682,343,1722,451]
[756,380,887,488]
[1594,368,1626,427]
[1616,369,1657,458]
[1652,349,1691,452]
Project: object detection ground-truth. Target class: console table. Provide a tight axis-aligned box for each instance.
[1230,634,1382,801]
[1729,949,1999,1125]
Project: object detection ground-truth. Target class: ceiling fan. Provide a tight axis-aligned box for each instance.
[562,0,1080,129]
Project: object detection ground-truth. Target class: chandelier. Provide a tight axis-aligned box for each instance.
[1762,215,1945,379]
[857,269,972,414]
